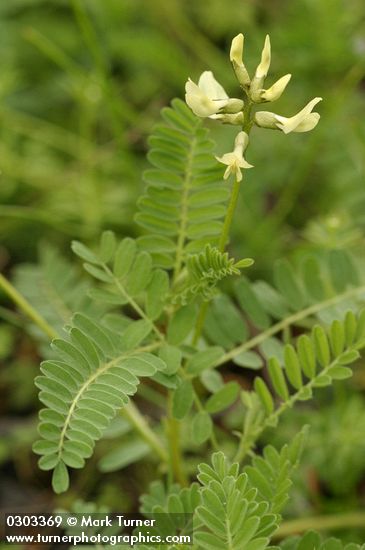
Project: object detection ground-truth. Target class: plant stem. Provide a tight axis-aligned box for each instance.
[192,301,209,346]
[217,284,365,367]
[173,136,196,283]
[123,401,168,463]
[191,99,254,344]
[218,104,253,254]
[191,177,242,346]
[233,436,256,465]
[102,263,164,341]
[218,178,242,252]
[166,394,188,486]
[274,511,365,539]
[0,273,58,340]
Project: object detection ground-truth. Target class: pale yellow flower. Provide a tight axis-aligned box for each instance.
[216,131,253,182]
[185,71,230,117]
[255,97,322,133]
[274,97,322,133]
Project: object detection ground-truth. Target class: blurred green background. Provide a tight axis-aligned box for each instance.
[1,0,365,541]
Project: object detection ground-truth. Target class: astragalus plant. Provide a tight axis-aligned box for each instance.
[3,32,364,549]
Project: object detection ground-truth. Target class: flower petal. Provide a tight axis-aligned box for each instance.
[275,97,322,133]
[261,74,291,102]
[215,153,237,166]
[230,34,244,65]
[255,35,271,79]
[238,158,254,169]
[235,166,243,182]
[198,71,229,101]
[293,112,321,132]
[185,78,220,117]
[297,97,323,117]
[223,165,233,180]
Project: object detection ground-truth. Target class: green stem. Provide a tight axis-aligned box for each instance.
[173,135,196,283]
[218,178,242,252]
[218,284,365,367]
[274,511,365,539]
[191,177,243,346]
[177,355,218,451]
[102,264,164,341]
[0,273,57,340]
[192,100,254,344]
[123,401,168,463]
[192,301,209,346]
[166,394,188,486]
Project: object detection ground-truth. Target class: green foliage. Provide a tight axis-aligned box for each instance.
[167,304,197,345]
[33,309,166,493]
[191,411,213,444]
[204,381,240,414]
[71,233,159,312]
[176,244,253,303]
[279,531,365,550]
[98,439,151,473]
[230,314,365,460]
[138,436,306,550]
[244,427,308,516]
[135,99,230,269]
[204,250,364,369]
[194,451,278,549]
[172,380,194,420]
[13,245,101,339]
[254,313,364,417]
[139,480,199,549]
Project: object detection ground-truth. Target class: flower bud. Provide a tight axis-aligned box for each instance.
[230,33,251,88]
[254,111,278,129]
[256,35,271,79]
[250,35,271,102]
[230,34,244,65]
[221,98,244,113]
[234,130,249,153]
[260,74,291,102]
[211,112,245,125]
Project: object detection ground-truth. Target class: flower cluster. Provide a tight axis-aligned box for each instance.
[184,34,322,180]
